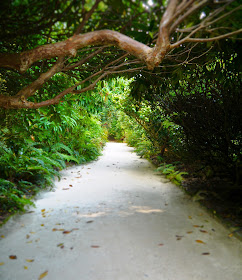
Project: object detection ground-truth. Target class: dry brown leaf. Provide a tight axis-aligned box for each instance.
[187,231,193,234]
[176,235,183,240]
[41,224,44,227]
[228,233,233,237]
[26,259,34,262]
[62,188,69,190]
[91,245,100,248]
[30,231,35,234]
[0,235,5,238]
[86,220,93,223]
[63,230,72,234]
[41,209,45,212]
[38,270,48,280]
[0,262,4,266]
[193,225,201,228]
[200,230,208,233]
[26,234,30,239]
[9,255,17,260]
[188,216,192,219]
[202,252,210,255]
[158,243,164,246]
[196,240,206,244]
[69,184,73,187]
[52,228,64,232]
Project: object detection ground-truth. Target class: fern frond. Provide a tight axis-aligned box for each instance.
[56,152,79,163]
[51,143,73,155]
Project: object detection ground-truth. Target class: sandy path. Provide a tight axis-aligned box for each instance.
[0,142,241,280]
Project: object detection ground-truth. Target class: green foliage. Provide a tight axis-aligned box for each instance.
[0,179,34,212]
[0,81,108,214]
[156,163,188,186]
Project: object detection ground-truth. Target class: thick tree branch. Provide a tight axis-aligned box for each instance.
[0,30,153,73]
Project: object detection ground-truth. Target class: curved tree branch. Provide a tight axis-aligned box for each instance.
[0,30,153,73]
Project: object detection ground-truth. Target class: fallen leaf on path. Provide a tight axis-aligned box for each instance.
[63,230,72,234]
[41,209,45,212]
[75,176,81,178]
[91,245,100,248]
[176,235,183,240]
[26,259,34,262]
[26,241,32,244]
[62,188,69,190]
[188,216,192,219]
[0,262,4,266]
[193,225,203,228]
[57,243,64,248]
[52,228,64,232]
[200,230,208,233]
[9,255,17,259]
[24,266,28,270]
[30,231,35,234]
[38,270,48,280]
[158,243,164,246]
[69,185,73,187]
[196,240,206,244]
[0,235,4,238]
[86,220,93,223]
[187,231,193,234]
[41,224,44,227]
[202,252,210,255]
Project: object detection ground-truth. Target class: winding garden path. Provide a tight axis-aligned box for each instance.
[0,142,241,280]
